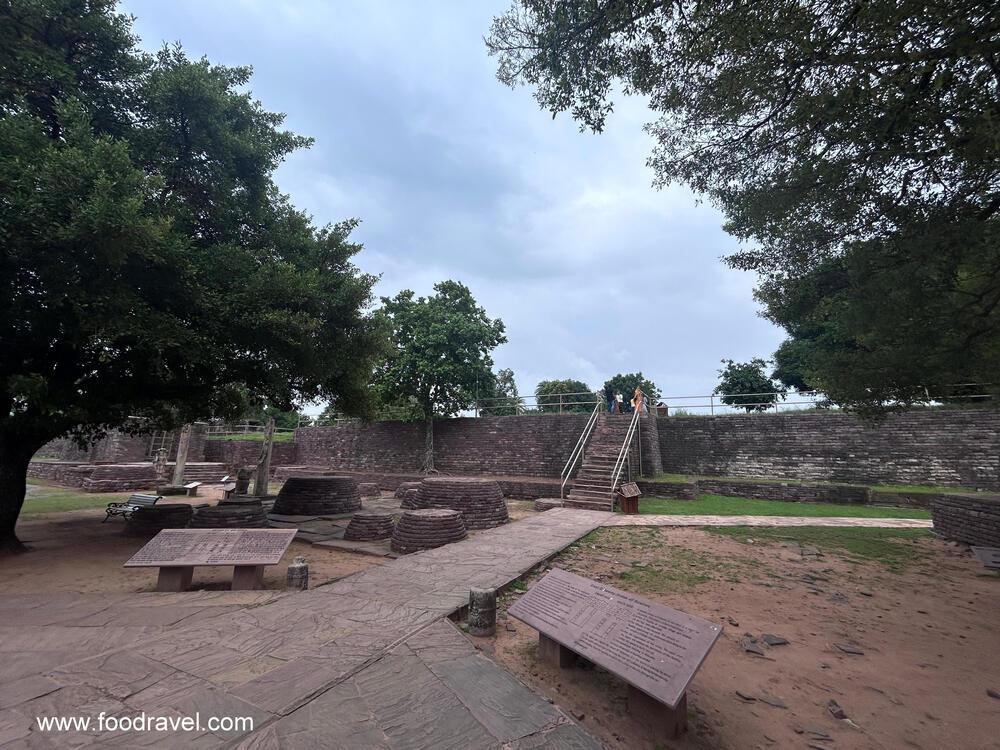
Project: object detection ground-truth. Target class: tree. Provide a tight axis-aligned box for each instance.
[0,1,381,551]
[372,281,506,470]
[479,368,521,416]
[771,339,816,393]
[534,379,594,413]
[243,403,303,430]
[715,360,786,413]
[602,373,660,410]
[487,1,1000,413]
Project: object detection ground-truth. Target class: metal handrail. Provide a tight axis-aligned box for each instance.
[610,405,642,497]
[560,401,602,499]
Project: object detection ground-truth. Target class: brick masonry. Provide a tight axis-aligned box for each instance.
[203,439,299,470]
[658,410,1000,490]
[293,415,591,477]
[931,494,1000,546]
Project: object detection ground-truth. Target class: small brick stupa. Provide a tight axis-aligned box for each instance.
[416,477,509,529]
[391,508,467,554]
[273,476,362,516]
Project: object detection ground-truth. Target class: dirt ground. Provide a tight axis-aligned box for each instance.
[4,501,383,595]
[485,526,1000,750]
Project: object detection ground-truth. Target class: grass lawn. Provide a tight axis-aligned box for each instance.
[21,482,129,515]
[706,525,933,572]
[206,431,295,442]
[636,494,931,519]
[870,483,976,494]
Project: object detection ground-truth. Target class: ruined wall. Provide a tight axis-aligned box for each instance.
[658,409,1000,489]
[203,439,299,470]
[293,414,591,477]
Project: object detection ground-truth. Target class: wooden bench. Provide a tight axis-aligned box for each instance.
[508,568,721,741]
[104,493,161,522]
[183,481,203,497]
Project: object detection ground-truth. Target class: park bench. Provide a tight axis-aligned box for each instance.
[183,481,202,497]
[104,493,162,522]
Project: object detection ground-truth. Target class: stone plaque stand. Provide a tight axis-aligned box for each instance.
[538,633,575,668]
[231,565,266,590]
[156,566,194,592]
[628,686,688,741]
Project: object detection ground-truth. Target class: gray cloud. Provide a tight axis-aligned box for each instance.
[125,0,785,405]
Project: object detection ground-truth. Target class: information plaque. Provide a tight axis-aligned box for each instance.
[508,568,721,708]
[124,529,297,568]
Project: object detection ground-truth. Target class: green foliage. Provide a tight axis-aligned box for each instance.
[601,373,660,406]
[771,339,815,393]
[534,379,593,413]
[715,359,785,412]
[479,367,521,416]
[372,281,506,467]
[487,1,1000,413]
[0,1,381,546]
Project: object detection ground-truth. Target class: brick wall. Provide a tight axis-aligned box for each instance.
[203,439,299,470]
[658,410,1000,489]
[293,414,591,477]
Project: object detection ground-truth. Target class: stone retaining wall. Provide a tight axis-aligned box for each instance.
[932,494,1000,546]
[293,415,590,477]
[658,409,1000,489]
[202,440,299,470]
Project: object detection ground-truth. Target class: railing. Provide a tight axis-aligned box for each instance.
[559,401,602,499]
[610,406,643,497]
[475,390,600,416]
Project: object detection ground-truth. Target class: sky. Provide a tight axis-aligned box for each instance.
[123,0,786,405]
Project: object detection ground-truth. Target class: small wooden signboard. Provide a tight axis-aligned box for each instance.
[971,546,1000,571]
[617,481,641,514]
[124,528,296,591]
[508,568,721,739]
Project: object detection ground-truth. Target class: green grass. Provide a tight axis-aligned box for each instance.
[636,494,931,519]
[870,483,975,494]
[205,431,295,442]
[706,526,933,572]
[21,482,129,515]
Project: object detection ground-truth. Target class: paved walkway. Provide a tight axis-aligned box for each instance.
[0,508,610,749]
[604,514,933,528]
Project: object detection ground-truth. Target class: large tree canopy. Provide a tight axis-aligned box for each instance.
[0,0,380,550]
[487,1,1000,413]
[372,281,507,470]
[534,379,594,413]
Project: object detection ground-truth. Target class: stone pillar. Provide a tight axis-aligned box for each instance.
[286,556,309,590]
[187,421,209,462]
[170,424,193,486]
[252,418,275,497]
[468,587,497,636]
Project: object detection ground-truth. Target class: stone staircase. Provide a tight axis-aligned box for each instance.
[565,414,635,511]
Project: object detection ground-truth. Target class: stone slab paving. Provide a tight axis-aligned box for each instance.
[604,514,933,528]
[0,508,609,748]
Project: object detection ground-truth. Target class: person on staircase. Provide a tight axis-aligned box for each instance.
[631,387,647,415]
[614,392,623,413]
[604,383,615,413]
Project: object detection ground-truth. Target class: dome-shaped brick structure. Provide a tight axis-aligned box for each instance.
[123,504,193,537]
[273,476,361,516]
[393,481,422,500]
[189,503,268,529]
[400,487,425,510]
[391,508,467,554]
[344,510,395,541]
[416,477,508,529]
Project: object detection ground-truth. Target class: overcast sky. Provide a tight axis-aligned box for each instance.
[124,0,785,403]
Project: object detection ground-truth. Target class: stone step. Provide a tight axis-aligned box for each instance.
[564,498,614,511]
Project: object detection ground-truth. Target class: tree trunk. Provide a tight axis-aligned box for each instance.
[0,435,40,554]
[422,414,434,472]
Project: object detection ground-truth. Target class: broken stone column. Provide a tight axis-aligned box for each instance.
[468,586,497,637]
[286,556,309,590]
[252,418,275,497]
[170,423,193,486]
